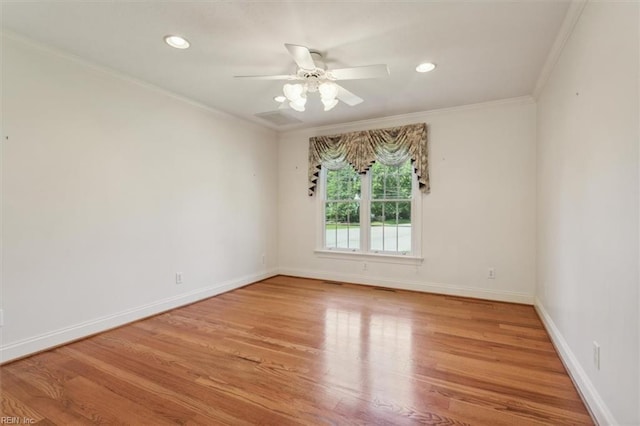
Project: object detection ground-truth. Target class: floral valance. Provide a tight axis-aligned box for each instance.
[308,123,429,196]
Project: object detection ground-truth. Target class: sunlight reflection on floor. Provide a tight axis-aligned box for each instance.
[323,307,414,407]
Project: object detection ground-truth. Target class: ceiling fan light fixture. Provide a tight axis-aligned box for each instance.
[289,98,306,112]
[283,83,305,102]
[322,98,339,111]
[164,35,190,49]
[319,82,338,101]
[416,62,436,73]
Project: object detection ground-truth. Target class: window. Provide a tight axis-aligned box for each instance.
[321,159,420,258]
[370,161,413,253]
[308,122,427,261]
[324,165,361,250]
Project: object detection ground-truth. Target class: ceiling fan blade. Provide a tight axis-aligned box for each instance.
[234,74,297,80]
[285,44,317,70]
[328,64,390,80]
[335,84,363,106]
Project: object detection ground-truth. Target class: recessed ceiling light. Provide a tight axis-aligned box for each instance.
[164,35,190,49]
[416,62,436,73]
[274,95,286,103]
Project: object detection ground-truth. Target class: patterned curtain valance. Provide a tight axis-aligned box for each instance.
[308,122,429,196]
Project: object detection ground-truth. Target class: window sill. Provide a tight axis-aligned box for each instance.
[314,249,424,265]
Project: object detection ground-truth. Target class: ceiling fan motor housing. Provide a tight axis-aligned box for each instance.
[297,70,329,92]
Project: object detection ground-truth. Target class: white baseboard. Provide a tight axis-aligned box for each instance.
[534,298,616,426]
[278,267,534,304]
[0,269,278,364]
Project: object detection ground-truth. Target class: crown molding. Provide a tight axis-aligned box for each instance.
[532,0,587,99]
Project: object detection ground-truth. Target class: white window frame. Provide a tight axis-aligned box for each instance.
[315,164,423,265]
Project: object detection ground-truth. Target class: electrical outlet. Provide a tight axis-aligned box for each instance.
[488,268,496,279]
[262,254,265,265]
[0,309,4,327]
[176,272,183,285]
[593,341,600,370]
[363,262,368,271]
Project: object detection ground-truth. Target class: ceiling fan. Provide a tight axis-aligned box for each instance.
[235,44,390,112]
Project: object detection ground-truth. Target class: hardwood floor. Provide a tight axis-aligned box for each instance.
[1,275,593,425]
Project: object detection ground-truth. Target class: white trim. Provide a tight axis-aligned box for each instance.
[0,30,277,136]
[534,298,616,426]
[281,96,534,138]
[532,0,587,99]
[279,267,533,304]
[314,249,423,265]
[0,269,278,364]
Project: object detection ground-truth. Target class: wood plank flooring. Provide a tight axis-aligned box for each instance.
[0,275,593,425]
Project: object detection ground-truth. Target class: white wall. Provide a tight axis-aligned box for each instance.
[278,99,537,304]
[0,34,279,362]
[536,2,639,425]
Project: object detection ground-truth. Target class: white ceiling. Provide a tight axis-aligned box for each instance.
[1,1,570,130]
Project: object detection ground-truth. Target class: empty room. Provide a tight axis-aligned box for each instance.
[1,1,638,425]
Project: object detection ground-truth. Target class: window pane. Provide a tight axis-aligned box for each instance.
[398,161,413,198]
[371,162,385,199]
[395,201,412,252]
[370,201,411,253]
[326,166,360,201]
[325,201,360,250]
[386,172,400,198]
[371,160,412,200]
[370,160,412,253]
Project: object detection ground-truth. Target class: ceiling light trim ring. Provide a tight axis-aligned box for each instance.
[164,35,190,49]
[415,62,436,73]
